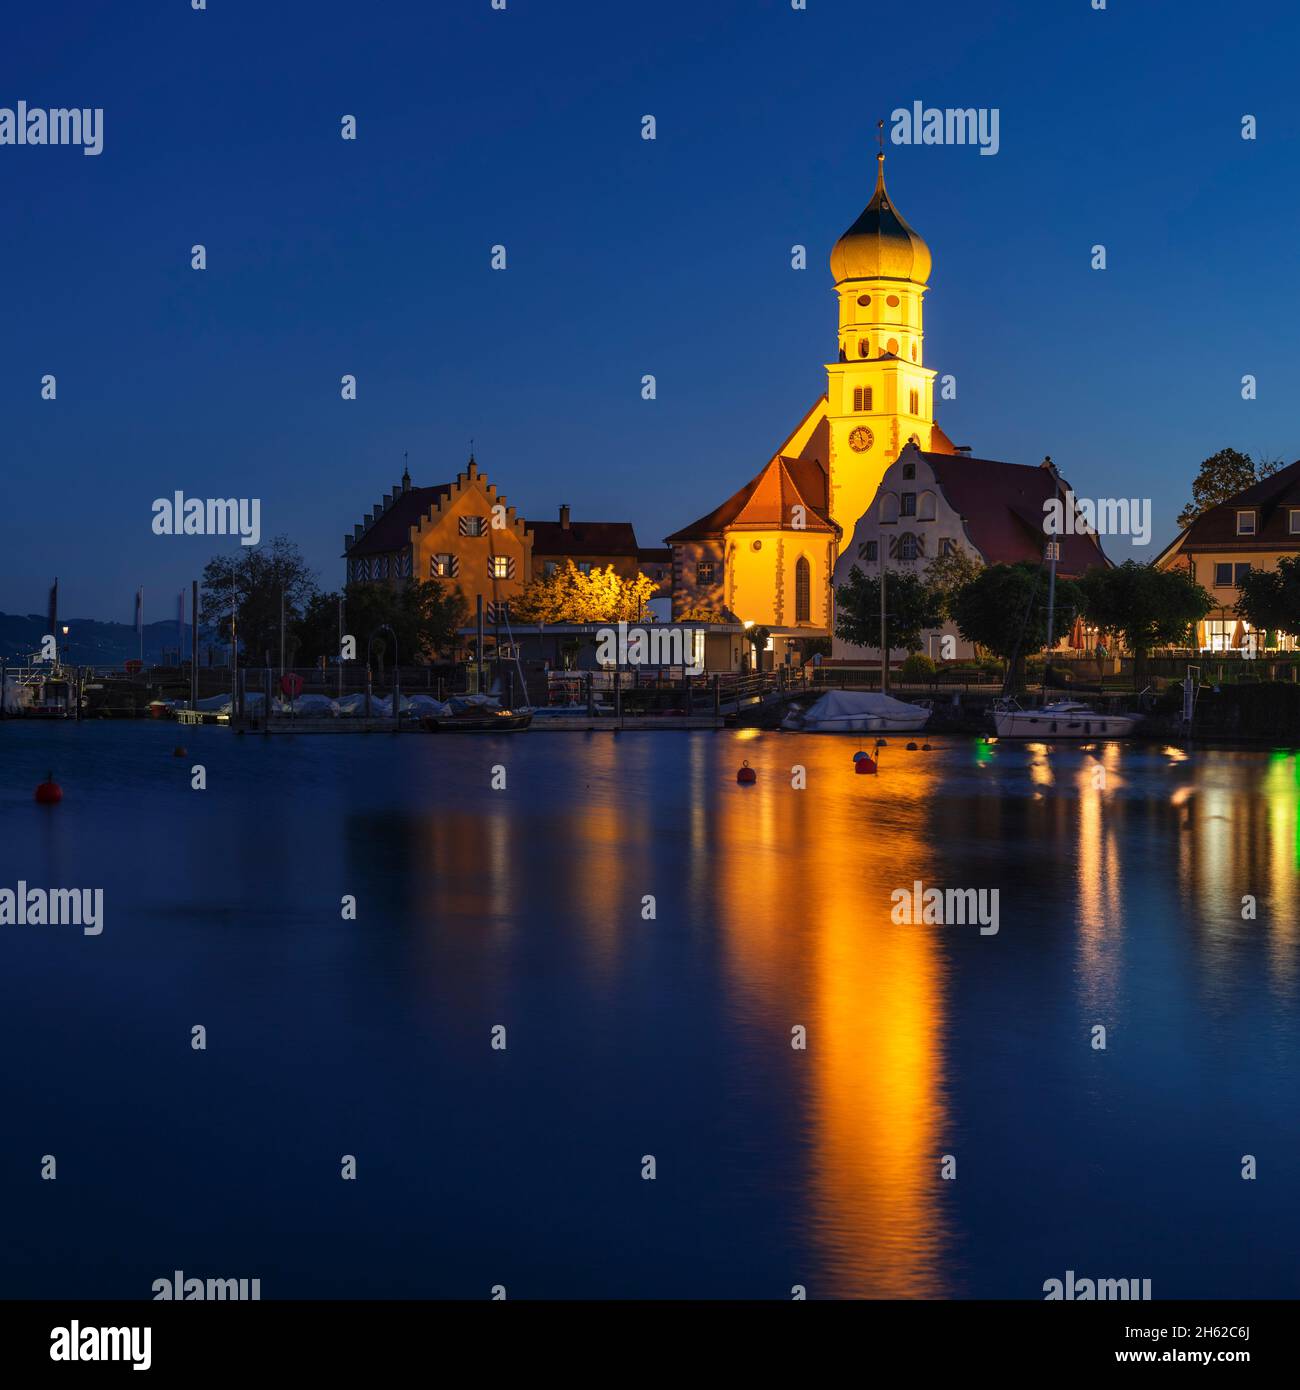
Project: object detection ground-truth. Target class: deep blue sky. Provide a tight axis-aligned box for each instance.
[2,0,1297,620]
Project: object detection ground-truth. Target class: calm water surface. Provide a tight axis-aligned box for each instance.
[1,723,1296,1298]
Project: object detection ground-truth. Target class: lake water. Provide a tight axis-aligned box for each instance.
[1,722,1296,1299]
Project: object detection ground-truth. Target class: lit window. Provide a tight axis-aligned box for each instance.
[696,561,715,582]
[1236,510,1256,535]
[900,492,917,516]
[431,552,454,577]
[490,555,511,579]
[853,387,873,411]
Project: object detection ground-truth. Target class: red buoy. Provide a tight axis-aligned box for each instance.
[173,746,187,758]
[737,760,757,784]
[855,755,877,775]
[34,772,62,804]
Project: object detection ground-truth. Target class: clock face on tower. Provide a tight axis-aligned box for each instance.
[848,426,874,453]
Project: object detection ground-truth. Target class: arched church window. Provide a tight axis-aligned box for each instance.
[794,557,811,622]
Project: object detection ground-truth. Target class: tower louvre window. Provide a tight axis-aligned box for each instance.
[853,387,873,412]
[909,388,920,414]
[858,338,869,358]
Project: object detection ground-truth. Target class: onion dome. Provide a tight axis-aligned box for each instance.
[830,153,932,284]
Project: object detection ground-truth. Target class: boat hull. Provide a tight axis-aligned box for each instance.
[992,711,1138,739]
[421,712,533,733]
[782,709,931,734]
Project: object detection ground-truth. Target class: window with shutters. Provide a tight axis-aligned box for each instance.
[853,387,873,412]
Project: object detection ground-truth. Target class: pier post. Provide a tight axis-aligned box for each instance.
[713,674,720,717]
[586,671,594,716]
[365,664,373,720]
[394,665,401,732]
[264,668,273,733]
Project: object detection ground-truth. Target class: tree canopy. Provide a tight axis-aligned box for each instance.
[951,562,1082,667]
[510,561,658,623]
[199,536,317,665]
[1077,561,1211,674]
[834,565,945,654]
[1177,449,1281,529]
[1235,556,1300,642]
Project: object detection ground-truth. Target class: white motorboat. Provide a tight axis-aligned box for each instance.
[782,689,931,734]
[990,698,1139,739]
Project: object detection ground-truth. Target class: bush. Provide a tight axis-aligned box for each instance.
[899,653,937,681]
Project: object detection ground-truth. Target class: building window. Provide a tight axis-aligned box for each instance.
[376,554,389,579]
[397,551,412,578]
[940,538,956,557]
[887,338,899,354]
[543,560,557,578]
[887,294,900,308]
[696,561,715,583]
[1290,509,1300,535]
[858,540,878,562]
[459,515,486,537]
[751,539,762,551]
[431,552,455,577]
[900,492,917,516]
[897,533,920,562]
[909,388,920,414]
[856,294,871,306]
[489,555,511,580]
[577,561,592,575]
[1236,510,1256,536]
[794,556,811,623]
[853,387,873,412]
[1215,562,1251,587]
[858,338,869,357]
[902,462,916,479]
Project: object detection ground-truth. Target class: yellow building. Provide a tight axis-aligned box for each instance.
[667,150,955,639]
[1155,459,1300,652]
[343,455,532,620]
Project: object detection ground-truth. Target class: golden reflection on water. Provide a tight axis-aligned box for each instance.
[711,738,952,1298]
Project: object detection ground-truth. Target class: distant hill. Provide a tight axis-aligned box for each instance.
[0,612,205,666]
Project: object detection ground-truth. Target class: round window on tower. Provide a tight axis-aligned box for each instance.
[887,338,900,355]
[857,294,871,307]
[751,539,762,552]
[887,294,901,308]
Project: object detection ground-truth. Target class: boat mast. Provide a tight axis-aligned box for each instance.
[1043,455,1062,698]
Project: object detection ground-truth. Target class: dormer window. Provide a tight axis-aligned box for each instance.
[1236,510,1257,536]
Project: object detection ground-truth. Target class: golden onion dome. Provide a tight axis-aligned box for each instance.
[830,153,932,285]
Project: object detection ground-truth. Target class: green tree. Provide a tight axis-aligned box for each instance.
[745,625,771,670]
[1235,556,1300,643]
[339,578,469,669]
[951,562,1083,689]
[199,536,318,665]
[835,565,945,655]
[923,545,983,620]
[1177,449,1282,529]
[1077,561,1212,685]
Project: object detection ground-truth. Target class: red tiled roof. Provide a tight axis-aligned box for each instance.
[347,485,451,557]
[924,453,1109,575]
[665,454,836,543]
[1176,459,1300,551]
[637,547,672,564]
[528,520,639,557]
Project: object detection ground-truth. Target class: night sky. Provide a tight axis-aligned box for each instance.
[2,0,1296,620]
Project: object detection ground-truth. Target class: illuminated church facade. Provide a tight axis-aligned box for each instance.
[667,149,957,643]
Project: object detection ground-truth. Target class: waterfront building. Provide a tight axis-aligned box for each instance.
[1155,458,1300,652]
[832,443,1109,661]
[528,506,640,581]
[665,148,958,637]
[344,455,531,620]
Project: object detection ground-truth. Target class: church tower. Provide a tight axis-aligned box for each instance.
[824,146,949,543]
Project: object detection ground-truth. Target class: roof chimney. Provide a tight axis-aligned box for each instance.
[559,504,571,530]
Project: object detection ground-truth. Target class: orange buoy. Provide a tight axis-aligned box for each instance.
[34,772,62,804]
[736,760,757,784]
[921,743,932,751]
[855,755,877,775]
[906,741,919,751]
[173,746,187,758]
